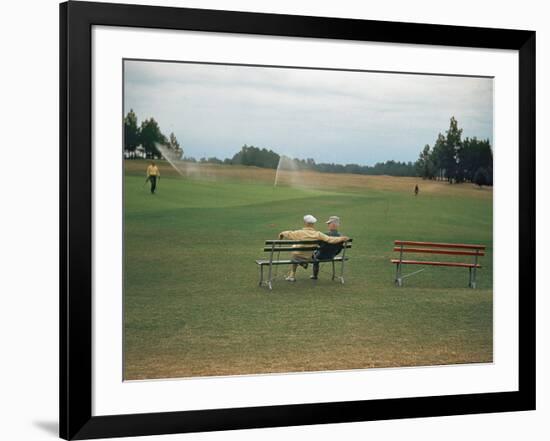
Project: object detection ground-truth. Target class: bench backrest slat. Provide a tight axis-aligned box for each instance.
[394,240,485,250]
[393,247,484,257]
[265,238,353,245]
[264,244,352,253]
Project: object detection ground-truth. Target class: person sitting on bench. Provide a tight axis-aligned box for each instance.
[311,215,345,280]
[279,214,349,282]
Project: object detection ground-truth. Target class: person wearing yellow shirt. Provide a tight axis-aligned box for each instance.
[279,214,349,282]
[145,161,160,194]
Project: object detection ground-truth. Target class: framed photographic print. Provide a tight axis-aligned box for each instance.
[60,1,536,439]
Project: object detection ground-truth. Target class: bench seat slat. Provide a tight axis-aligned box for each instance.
[256,256,349,266]
[394,240,485,250]
[391,259,481,268]
[263,246,318,252]
[393,247,484,256]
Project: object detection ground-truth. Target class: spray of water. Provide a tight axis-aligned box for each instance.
[156,143,208,179]
[155,143,185,176]
[273,155,305,187]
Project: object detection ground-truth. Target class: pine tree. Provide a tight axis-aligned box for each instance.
[124,109,140,152]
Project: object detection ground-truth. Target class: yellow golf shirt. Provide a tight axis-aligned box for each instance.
[146,165,160,177]
[279,226,345,259]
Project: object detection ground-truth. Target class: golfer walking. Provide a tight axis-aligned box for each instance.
[146,161,160,194]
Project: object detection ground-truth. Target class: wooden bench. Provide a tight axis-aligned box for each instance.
[256,239,352,290]
[391,240,485,288]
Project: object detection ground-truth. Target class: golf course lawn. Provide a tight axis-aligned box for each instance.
[124,160,493,380]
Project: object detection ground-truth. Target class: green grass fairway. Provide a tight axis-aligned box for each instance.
[124,160,493,380]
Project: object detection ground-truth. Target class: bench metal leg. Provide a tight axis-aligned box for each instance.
[258,265,272,290]
[267,262,274,290]
[259,265,264,286]
[395,263,403,287]
[257,263,274,290]
[395,245,404,287]
[472,253,478,288]
[336,244,347,284]
[262,245,276,291]
[259,267,273,290]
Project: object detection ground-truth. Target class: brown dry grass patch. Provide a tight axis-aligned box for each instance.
[125,159,492,199]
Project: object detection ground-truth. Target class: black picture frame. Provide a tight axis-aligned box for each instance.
[60,1,536,439]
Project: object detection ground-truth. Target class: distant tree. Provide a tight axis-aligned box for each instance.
[167,132,183,159]
[448,117,464,182]
[300,159,416,177]
[460,137,476,181]
[461,137,493,184]
[124,109,140,152]
[430,133,447,180]
[415,144,435,179]
[168,132,179,149]
[420,117,492,186]
[139,118,166,158]
[203,157,223,164]
[230,145,280,169]
[427,118,463,183]
[305,158,316,170]
[442,116,462,182]
[473,167,489,187]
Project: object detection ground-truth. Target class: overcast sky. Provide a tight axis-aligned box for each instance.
[124,60,493,166]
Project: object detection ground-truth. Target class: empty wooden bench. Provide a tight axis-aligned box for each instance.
[391,240,485,288]
[256,239,352,290]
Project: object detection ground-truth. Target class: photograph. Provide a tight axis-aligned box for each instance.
[123,59,494,381]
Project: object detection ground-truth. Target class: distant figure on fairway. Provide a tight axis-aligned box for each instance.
[279,214,349,282]
[146,161,160,194]
[311,216,345,280]
[414,184,419,196]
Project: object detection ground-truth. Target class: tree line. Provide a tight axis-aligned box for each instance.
[188,145,417,177]
[124,109,182,159]
[124,110,492,185]
[415,117,493,186]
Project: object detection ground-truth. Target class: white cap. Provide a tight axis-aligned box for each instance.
[325,215,341,225]
[303,214,317,224]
